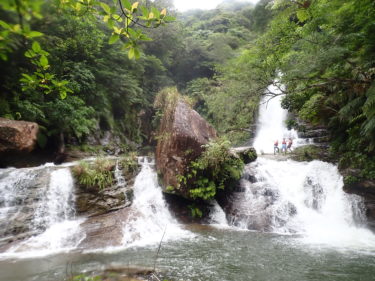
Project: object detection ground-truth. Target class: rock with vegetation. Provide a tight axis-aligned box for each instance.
[0,118,39,153]
[155,88,252,204]
[231,146,257,164]
[72,156,140,216]
[291,145,332,162]
[155,88,218,198]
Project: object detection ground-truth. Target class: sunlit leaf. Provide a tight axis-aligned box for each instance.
[32,41,41,53]
[108,33,119,44]
[100,2,111,14]
[39,55,48,67]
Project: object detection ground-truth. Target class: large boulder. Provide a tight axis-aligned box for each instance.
[156,100,217,197]
[0,118,39,153]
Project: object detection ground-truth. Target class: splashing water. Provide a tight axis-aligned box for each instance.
[231,159,375,248]
[122,158,192,247]
[234,82,375,249]
[0,167,84,258]
[114,160,126,188]
[209,200,229,227]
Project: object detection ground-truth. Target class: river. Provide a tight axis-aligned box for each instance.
[1,83,375,280]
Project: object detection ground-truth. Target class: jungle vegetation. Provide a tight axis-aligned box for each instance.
[1,0,374,180]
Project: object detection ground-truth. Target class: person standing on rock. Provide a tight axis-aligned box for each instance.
[274,140,279,154]
[287,138,293,152]
[281,138,287,155]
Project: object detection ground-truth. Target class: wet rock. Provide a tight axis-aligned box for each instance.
[0,118,39,153]
[298,128,328,139]
[79,208,131,248]
[231,146,257,164]
[0,167,51,248]
[291,144,333,162]
[156,100,217,198]
[344,180,375,230]
[74,186,132,217]
[73,163,140,217]
[163,193,210,224]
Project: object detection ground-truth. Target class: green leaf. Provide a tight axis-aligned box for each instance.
[0,20,11,29]
[163,16,175,21]
[128,47,135,59]
[120,0,132,11]
[59,90,67,99]
[296,9,309,22]
[140,6,149,17]
[134,47,140,59]
[32,41,41,53]
[27,31,43,38]
[24,50,36,58]
[39,55,48,67]
[151,7,160,18]
[108,33,119,44]
[100,2,111,14]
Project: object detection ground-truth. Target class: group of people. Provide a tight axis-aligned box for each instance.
[274,138,293,155]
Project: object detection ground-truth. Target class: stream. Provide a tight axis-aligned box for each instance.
[1,84,375,280]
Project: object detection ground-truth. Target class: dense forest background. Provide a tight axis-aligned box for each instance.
[0,0,374,181]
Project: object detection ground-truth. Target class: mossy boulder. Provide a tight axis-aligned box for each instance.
[291,145,332,162]
[155,88,217,199]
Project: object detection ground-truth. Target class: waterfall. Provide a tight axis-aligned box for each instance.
[252,84,298,154]
[122,157,191,247]
[0,165,83,257]
[227,82,375,248]
[114,160,126,188]
[209,200,229,227]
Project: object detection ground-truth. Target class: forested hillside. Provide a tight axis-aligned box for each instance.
[1,0,374,181]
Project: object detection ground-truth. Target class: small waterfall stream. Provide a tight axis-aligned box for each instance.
[0,166,83,257]
[122,157,191,247]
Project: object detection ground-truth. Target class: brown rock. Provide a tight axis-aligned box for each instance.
[0,118,39,153]
[155,100,217,197]
[79,208,130,248]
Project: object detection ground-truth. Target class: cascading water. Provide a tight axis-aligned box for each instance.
[122,157,191,247]
[228,83,375,249]
[0,165,83,257]
[252,84,298,154]
[209,200,229,227]
[114,160,126,188]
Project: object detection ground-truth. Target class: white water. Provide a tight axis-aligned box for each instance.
[237,159,375,248]
[122,158,192,247]
[240,83,375,249]
[253,84,298,154]
[209,200,229,227]
[0,167,83,258]
[114,160,126,188]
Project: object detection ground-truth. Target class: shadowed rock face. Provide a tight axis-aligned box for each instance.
[156,100,217,198]
[344,180,375,230]
[0,118,39,153]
